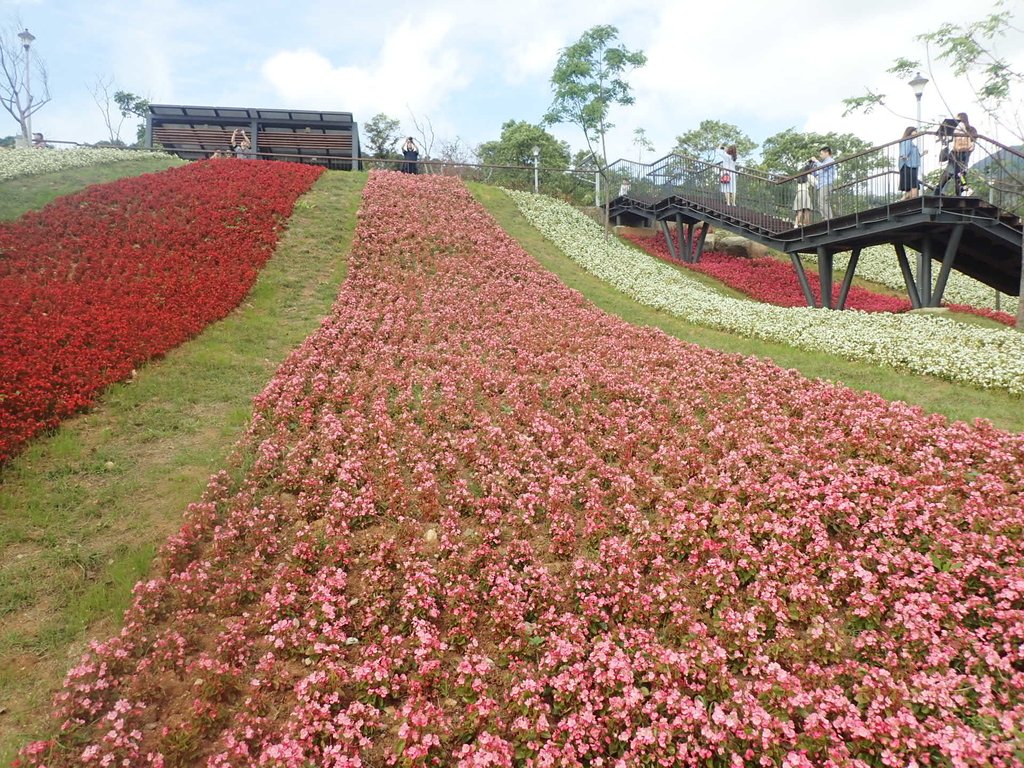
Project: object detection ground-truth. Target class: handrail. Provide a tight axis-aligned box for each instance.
[608,131,1023,232]
[612,131,1024,188]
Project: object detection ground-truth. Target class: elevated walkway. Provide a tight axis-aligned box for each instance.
[608,136,1023,309]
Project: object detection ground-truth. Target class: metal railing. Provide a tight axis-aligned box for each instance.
[27,133,1024,230]
[607,133,1024,238]
[16,139,602,205]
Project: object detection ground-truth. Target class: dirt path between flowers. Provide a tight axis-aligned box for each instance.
[0,170,366,763]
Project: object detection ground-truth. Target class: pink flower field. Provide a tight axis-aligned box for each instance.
[22,173,1024,767]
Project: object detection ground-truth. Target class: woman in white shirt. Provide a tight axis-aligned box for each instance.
[718,145,738,206]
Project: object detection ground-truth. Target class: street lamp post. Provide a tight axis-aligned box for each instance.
[913,72,929,199]
[910,72,929,181]
[909,72,928,132]
[909,72,929,177]
[532,145,540,194]
[908,72,929,294]
[18,29,35,143]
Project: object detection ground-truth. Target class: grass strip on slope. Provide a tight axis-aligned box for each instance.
[0,169,366,763]
[470,182,1024,434]
[0,157,185,221]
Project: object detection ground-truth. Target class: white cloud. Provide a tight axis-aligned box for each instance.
[10,0,1023,157]
[603,0,1024,162]
[503,31,563,85]
[261,14,469,119]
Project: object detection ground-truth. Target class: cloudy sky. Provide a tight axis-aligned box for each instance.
[2,0,1022,162]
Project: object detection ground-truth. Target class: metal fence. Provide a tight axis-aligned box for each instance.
[607,132,1024,234]
[357,155,598,204]
[31,133,1024,225]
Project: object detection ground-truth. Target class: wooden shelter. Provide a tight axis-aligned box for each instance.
[146,104,361,169]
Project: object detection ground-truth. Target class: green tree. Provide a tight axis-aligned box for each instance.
[113,91,149,145]
[477,119,571,168]
[673,119,757,163]
[543,24,646,226]
[477,120,574,195]
[632,127,655,162]
[756,128,879,178]
[363,112,402,160]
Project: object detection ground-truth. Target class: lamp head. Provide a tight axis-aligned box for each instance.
[909,72,929,98]
[18,29,35,48]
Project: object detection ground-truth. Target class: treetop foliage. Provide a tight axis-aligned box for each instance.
[544,24,647,155]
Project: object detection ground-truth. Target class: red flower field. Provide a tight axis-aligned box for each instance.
[0,160,323,465]
[620,232,1019,326]
[620,231,913,313]
[21,172,1024,767]
[945,303,1018,326]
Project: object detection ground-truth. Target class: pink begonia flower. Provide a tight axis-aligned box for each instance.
[19,171,1024,767]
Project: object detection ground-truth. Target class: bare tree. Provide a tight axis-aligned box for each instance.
[436,136,476,165]
[90,75,127,145]
[408,109,436,166]
[0,21,51,142]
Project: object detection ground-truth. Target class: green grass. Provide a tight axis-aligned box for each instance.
[0,168,366,763]
[0,157,185,220]
[470,183,1024,433]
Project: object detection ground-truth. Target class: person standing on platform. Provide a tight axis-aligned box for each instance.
[951,112,977,196]
[814,145,836,218]
[718,144,738,206]
[898,126,926,200]
[793,160,817,227]
[401,137,419,174]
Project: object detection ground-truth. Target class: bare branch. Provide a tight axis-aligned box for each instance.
[89,75,128,144]
[0,19,52,140]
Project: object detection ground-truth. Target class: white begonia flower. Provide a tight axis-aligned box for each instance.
[507,189,1024,396]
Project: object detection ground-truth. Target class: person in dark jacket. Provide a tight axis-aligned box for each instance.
[401,137,419,174]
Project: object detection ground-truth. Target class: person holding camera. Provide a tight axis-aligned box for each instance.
[950,112,977,196]
[401,137,419,174]
[230,129,254,159]
[813,146,836,218]
[935,114,976,196]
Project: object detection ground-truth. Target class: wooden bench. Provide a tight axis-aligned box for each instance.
[156,126,352,147]
[153,125,357,163]
[257,133,353,150]
[153,126,235,148]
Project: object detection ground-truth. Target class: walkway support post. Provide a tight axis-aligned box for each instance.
[836,248,861,310]
[895,244,922,308]
[694,222,710,263]
[818,247,833,309]
[931,225,964,307]
[790,252,816,307]
[917,238,933,306]
[659,220,678,261]
[682,224,694,263]
[676,215,688,262]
